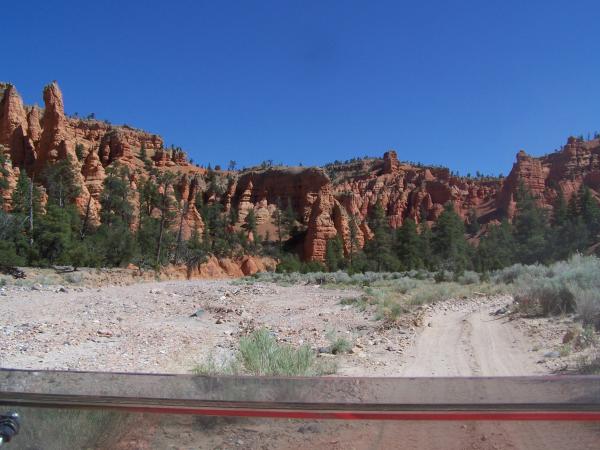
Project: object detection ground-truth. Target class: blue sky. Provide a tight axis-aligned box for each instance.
[4,1,600,175]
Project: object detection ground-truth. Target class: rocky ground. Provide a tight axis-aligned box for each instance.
[1,277,599,449]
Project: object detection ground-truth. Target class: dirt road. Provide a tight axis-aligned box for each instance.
[400,301,543,376]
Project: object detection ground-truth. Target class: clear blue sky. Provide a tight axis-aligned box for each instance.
[4,1,600,175]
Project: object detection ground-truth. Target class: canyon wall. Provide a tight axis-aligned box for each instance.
[1,82,599,262]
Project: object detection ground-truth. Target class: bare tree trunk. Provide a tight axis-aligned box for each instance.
[80,195,92,240]
[156,192,167,268]
[175,201,188,263]
[156,214,165,269]
[28,176,34,247]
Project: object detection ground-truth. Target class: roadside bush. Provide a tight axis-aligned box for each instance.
[327,331,352,354]
[457,271,480,285]
[515,278,574,316]
[194,329,336,376]
[512,255,600,320]
[492,263,551,284]
[569,287,600,329]
[239,328,335,376]
[434,270,454,283]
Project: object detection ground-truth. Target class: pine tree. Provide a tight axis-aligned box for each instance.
[325,235,344,271]
[578,186,600,240]
[96,164,137,266]
[419,222,434,270]
[432,202,471,273]
[138,143,147,161]
[281,198,297,238]
[0,151,8,208]
[513,184,549,264]
[34,203,78,265]
[552,191,568,227]
[43,157,81,208]
[75,143,85,161]
[154,172,178,267]
[100,165,133,227]
[182,230,209,277]
[466,208,480,235]
[348,215,360,271]
[0,210,25,267]
[395,218,423,270]
[11,170,42,255]
[475,220,515,271]
[363,201,398,271]
[138,177,159,218]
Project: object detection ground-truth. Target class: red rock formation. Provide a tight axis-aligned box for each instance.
[152,148,173,167]
[0,159,18,210]
[27,106,42,143]
[35,82,70,172]
[171,149,189,166]
[82,147,105,221]
[0,84,29,166]
[382,150,400,174]
[303,185,343,261]
[2,80,599,265]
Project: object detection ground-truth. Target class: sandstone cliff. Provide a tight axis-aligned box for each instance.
[1,81,599,263]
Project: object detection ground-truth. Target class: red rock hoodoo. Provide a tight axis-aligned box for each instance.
[1,81,599,263]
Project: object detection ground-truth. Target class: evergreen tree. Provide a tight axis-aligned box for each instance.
[348,215,360,271]
[96,164,137,266]
[201,202,231,257]
[75,143,85,161]
[475,220,516,271]
[34,203,78,265]
[138,143,147,161]
[182,229,209,277]
[243,209,259,251]
[44,157,81,208]
[154,172,178,267]
[465,208,480,235]
[0,211,25,267]
[100,165,133,227]
[138,177,159,218]
[432,202,471,273]
[325,235,344,271]
[11,169,42,252]
[281,198,297,238]
[578,186,600,240]
[0,152,8,208]
[419,222,434,270]
[513,184,549,264]
[395,218,423,270]
[363,201,398,271]
[552,191,568,227]
[228,206,238,227]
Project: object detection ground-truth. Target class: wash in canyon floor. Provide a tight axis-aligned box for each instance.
[1,278,599,449]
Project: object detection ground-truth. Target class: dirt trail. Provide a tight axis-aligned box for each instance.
[386,300,599,450]
[400,303,542,376]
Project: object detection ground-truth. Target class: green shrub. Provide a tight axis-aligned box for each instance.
[327,331,352,354]
[239,328,335,376]
[458,271,480,285]
[511,255,600,319]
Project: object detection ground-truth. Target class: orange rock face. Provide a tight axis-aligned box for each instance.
[1,81,599,264]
